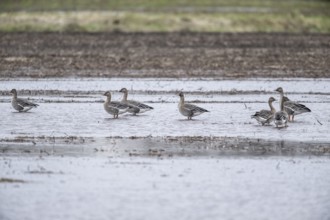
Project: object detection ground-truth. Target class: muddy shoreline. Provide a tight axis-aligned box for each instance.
[1,32,330,78]
[1,136,329,157]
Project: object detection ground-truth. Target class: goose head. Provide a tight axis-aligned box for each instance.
[9,89,17,95]
[178,92,184,97]
[275,87,283,93]
[269,97,276,102]
[283,96,290,102]
[103,91,111,97]
[119,88,128,93]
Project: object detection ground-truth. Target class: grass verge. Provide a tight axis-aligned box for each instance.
[0,10,329,33]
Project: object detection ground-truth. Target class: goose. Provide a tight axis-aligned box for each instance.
[251,97,276,126]
[283,96,311,122]
[10,89,38,112]
[119,88,153,115]
[274,87,289,128]
[103,91,132,118]
[178,92,209,120]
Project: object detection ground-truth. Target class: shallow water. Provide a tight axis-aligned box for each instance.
[0,77,329,146]
[1,155,330,220]
[1,77,330,220]
[0,102,328,142]
[1,77,330,94]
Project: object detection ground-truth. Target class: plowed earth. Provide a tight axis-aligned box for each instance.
[1,32,329,78]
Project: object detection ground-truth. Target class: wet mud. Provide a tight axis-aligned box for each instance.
[1,136,329,158]
[1,32,330,78]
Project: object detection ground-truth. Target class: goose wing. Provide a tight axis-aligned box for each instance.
[17,98,38,108]
[109,101,130,110]
[275,111,288,121]
[125,102,140,113]
[284,101,311,114]
[128,100,153,110]
[184,103,209,114]
[252,110,272,120]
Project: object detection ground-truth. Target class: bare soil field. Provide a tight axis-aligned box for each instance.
[1,32,330,78]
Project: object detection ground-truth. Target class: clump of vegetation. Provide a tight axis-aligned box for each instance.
[0,0,329,32]
[0,177,26,183]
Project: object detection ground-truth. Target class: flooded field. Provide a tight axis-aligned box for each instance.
[1,77,330,220]
[1,155,330,220]
[0,77,329,150]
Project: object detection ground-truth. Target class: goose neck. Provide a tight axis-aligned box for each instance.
[105,95,111,103]
[180,96,185,105]
[279,92,284,111]
[269,100,276,113]
[122,91,128,101]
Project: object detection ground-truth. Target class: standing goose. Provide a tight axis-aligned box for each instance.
[251,97,276,126]
[274,87,289,128]
[119,88,153,115]
[283,96,311,122]
[10,89,38,112]
[103,91,132,118]
[178,92,209,120]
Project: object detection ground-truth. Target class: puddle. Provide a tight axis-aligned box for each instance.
[1,77,330,94]
[1,155,330,220]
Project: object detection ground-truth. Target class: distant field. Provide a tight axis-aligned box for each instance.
[0,0,329,32]
[0,0,329,12]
